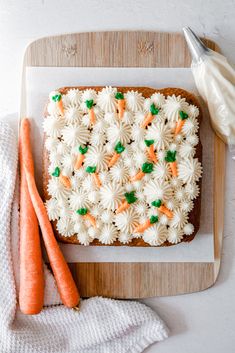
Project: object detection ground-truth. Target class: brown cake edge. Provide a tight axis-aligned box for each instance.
[43,86,202,247]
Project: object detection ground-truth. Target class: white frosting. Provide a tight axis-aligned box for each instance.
[85,146,109,172]
[99,182,124,211]
[170,209,188,229]
[114,209,139,233]
[56,217,74,237]
[45,88,202,246]
[143,224,167,246]
[69,190,90,210]
[99,224,118,244]
[97,86,117,112]
[110,164,129,183]
[167,228,184,244]
[163,95,189,122]
[45,198,60,221]
[183,223,194,235]
[124,90,145,112]
[43,116,65,138]
[146,121,172,150]
[62,124,89,146]
[107,121,132,145]
[178,158,202,183]
[179,141,196,158]
[144,179,173,203]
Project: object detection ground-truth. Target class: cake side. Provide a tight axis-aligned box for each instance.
[43,86,202,246]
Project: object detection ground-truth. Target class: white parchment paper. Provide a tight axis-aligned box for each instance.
[26,67,214,262]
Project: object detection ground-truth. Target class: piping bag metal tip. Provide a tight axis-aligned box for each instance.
[182,26,210,62]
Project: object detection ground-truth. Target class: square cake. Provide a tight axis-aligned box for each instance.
[43,86,202,246]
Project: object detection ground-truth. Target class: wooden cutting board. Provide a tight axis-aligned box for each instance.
[22,31,225,298]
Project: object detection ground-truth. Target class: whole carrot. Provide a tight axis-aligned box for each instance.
[174,110,188,135]
[165,150,178,177]
[77,208,96,227]
[74,145,88,170]
[86,99,96,124]
[86,165,101,188]
[141,103,159,128]
[50,91,64,116]
[116,191,137,214]
[108,141,125,167]
[52,167,71,189]
[20,118,80,309]
[115,92,125,119]
[19,128,44,315]
[151,199,173,218]
[144,139,157,163]
[130,162,153,182]
[134,215,158,233]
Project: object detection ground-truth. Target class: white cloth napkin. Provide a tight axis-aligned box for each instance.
[0,120,169,353]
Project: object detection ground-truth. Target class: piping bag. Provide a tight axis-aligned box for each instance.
[183,27,235,158]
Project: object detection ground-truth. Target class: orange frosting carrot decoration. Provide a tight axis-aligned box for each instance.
[51,91,64,116]
[165,150,178,177]
[52,167,71,189]
[175,110,188,135]
[86,99,96,124]
[77,208,96,227]
[108,141,125,167]
[144,139,157,163]
[20,118,80,309]
[130,162,154,182]
[151,199,173,219]
[74,145,88,170]
[86,166,101,188]
[141,103,159,128]
[116,191,137,214]
[115,92,125,119]
[19,126,44,315]
[134,215,158,233]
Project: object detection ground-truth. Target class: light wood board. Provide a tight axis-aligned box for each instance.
[22,31,225,298]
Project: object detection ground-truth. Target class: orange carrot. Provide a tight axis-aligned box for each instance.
[151,200,173,218]
[77,208,96,227]
[115,92,125,119]
[86,166,102,188]
[144,140,157,163]
[165,150,178,177]
[86,99,96,124]
[134,215,158,233]
[19,130,44,315]
[50,92,64,116]
[116,200,129,214]
[108,141,125,168]
[108,152,120,167]
[141,103,159,128]
[59,174,71,189]
[174,110,188,135]
[57,99,64,116]
[74,145,88,170]
[116,191,137,214]
[20,118,80,309]
[130,162,153,182]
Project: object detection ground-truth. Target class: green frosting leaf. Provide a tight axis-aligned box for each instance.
[79,145,88,155]
[52,166,60,177]
[124,191,137,204]
[142,162,153,174]
[151,199,162,208]
[85,99,94,109]
[144,139,154,147]
[150,103,159,115]
[165,150,176,163]
[76,208,88,215]
[150,215,159,224]
[179,110,188,120]
[114,141,125,154]
[86,165,96,174]
[52,93,62,102]
[115,92,124,100]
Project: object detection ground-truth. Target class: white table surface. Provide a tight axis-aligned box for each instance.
[1,1,235,352]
